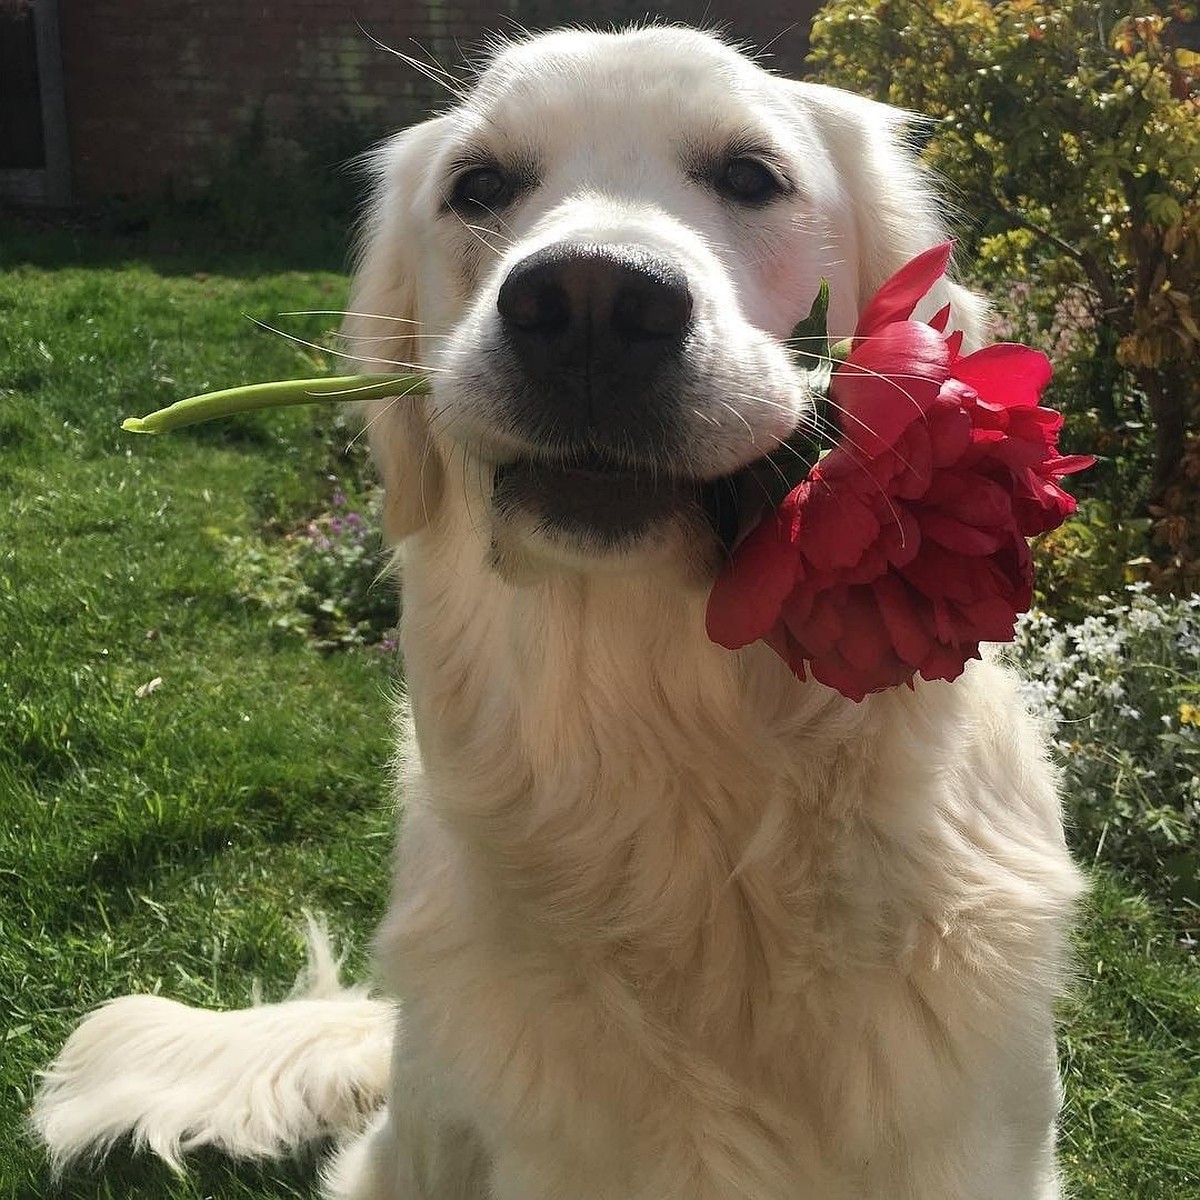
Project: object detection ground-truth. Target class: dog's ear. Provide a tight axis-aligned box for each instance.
[789,82,988,347]
[344,118,450,541]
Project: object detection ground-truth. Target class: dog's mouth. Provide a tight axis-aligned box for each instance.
[490,450,765,553]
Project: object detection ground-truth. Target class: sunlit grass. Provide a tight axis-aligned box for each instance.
[1,219,392,1199]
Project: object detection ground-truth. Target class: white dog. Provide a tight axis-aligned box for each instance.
[34,26,1083,1200]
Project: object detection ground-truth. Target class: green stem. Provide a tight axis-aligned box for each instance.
[121,373,429,435]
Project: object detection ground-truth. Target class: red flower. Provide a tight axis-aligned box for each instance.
[707,242,1094,701]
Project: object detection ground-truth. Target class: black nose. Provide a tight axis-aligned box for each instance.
[497,242,693,388]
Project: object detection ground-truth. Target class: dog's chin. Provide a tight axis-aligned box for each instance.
[494,458,695,544]
[486,456,742,581]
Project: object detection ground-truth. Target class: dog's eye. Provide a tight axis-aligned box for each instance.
[451,165,512,211]
[717,157,784,205]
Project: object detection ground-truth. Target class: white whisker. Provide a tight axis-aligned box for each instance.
[278,310,428,326]
[357,26,468,100]
[246,316,448,375]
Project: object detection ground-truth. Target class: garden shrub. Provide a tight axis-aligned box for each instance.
[221,481,397,653]
[1032,499,1152,623]
[809,0,1200,591]
[1008,587,1200,914]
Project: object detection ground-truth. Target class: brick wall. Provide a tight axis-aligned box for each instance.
[56,0,821,201]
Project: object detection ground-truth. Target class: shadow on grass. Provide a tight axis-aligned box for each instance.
[20,1141,325,1200]
[0,206,354,279]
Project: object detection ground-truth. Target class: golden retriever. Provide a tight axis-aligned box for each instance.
[35,26,1082,1200]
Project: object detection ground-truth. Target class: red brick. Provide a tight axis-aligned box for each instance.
[57,0,819,199]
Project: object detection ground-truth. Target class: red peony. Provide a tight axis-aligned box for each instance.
[707,242,1094,702]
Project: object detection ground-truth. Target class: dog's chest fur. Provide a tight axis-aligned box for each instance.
[372,520,1080,1196]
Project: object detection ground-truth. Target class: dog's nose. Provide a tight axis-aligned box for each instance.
[497,243,693,387]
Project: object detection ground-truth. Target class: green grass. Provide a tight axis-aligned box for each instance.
[1059,879,1200,1198]
[1,216,392,1199]
[2,214,1198,1200]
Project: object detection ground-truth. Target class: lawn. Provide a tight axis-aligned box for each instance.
[1,214,1197,1200]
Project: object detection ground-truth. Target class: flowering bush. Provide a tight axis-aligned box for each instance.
[990,282,1098,368]
[222,483,397,653]
[810,0,1200,529]
[1008,586,1200,909]
[1032,498,1153,622]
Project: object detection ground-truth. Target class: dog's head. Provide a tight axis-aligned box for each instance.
[347,27,980,582]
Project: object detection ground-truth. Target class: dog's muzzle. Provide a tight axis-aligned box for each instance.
[496,241,693,455]
[479,240,779,558]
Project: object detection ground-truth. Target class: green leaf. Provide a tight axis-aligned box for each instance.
[1143,193,1183,228]
[789,278,834,394]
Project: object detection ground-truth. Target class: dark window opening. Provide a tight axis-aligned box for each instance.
[0,2,46,169]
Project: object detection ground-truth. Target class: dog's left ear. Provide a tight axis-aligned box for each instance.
[344,117,451,541]
[788,81,988,347]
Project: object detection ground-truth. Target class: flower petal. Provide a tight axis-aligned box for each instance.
[917,642,975,685]
[854,241,955,337]
[829,322,951,457]
[919,510,1006,555]
[788,587,846,658]
[878,505,922,568]
[1012,472,1079,536]
[890,424,933,499]
[953,344,1052,411]
[900,542,989,602]
[957,595,1020,642]
[925,472,1014,528]
[872,574,934,667]
[927,396,973,467]
[1045,453,1097,477]
[811,647,913,701]
[809,654,877,703]
[763,624,807,681]
[800,487,882,571]
[706,513,800,649]
[837,588,894,673]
